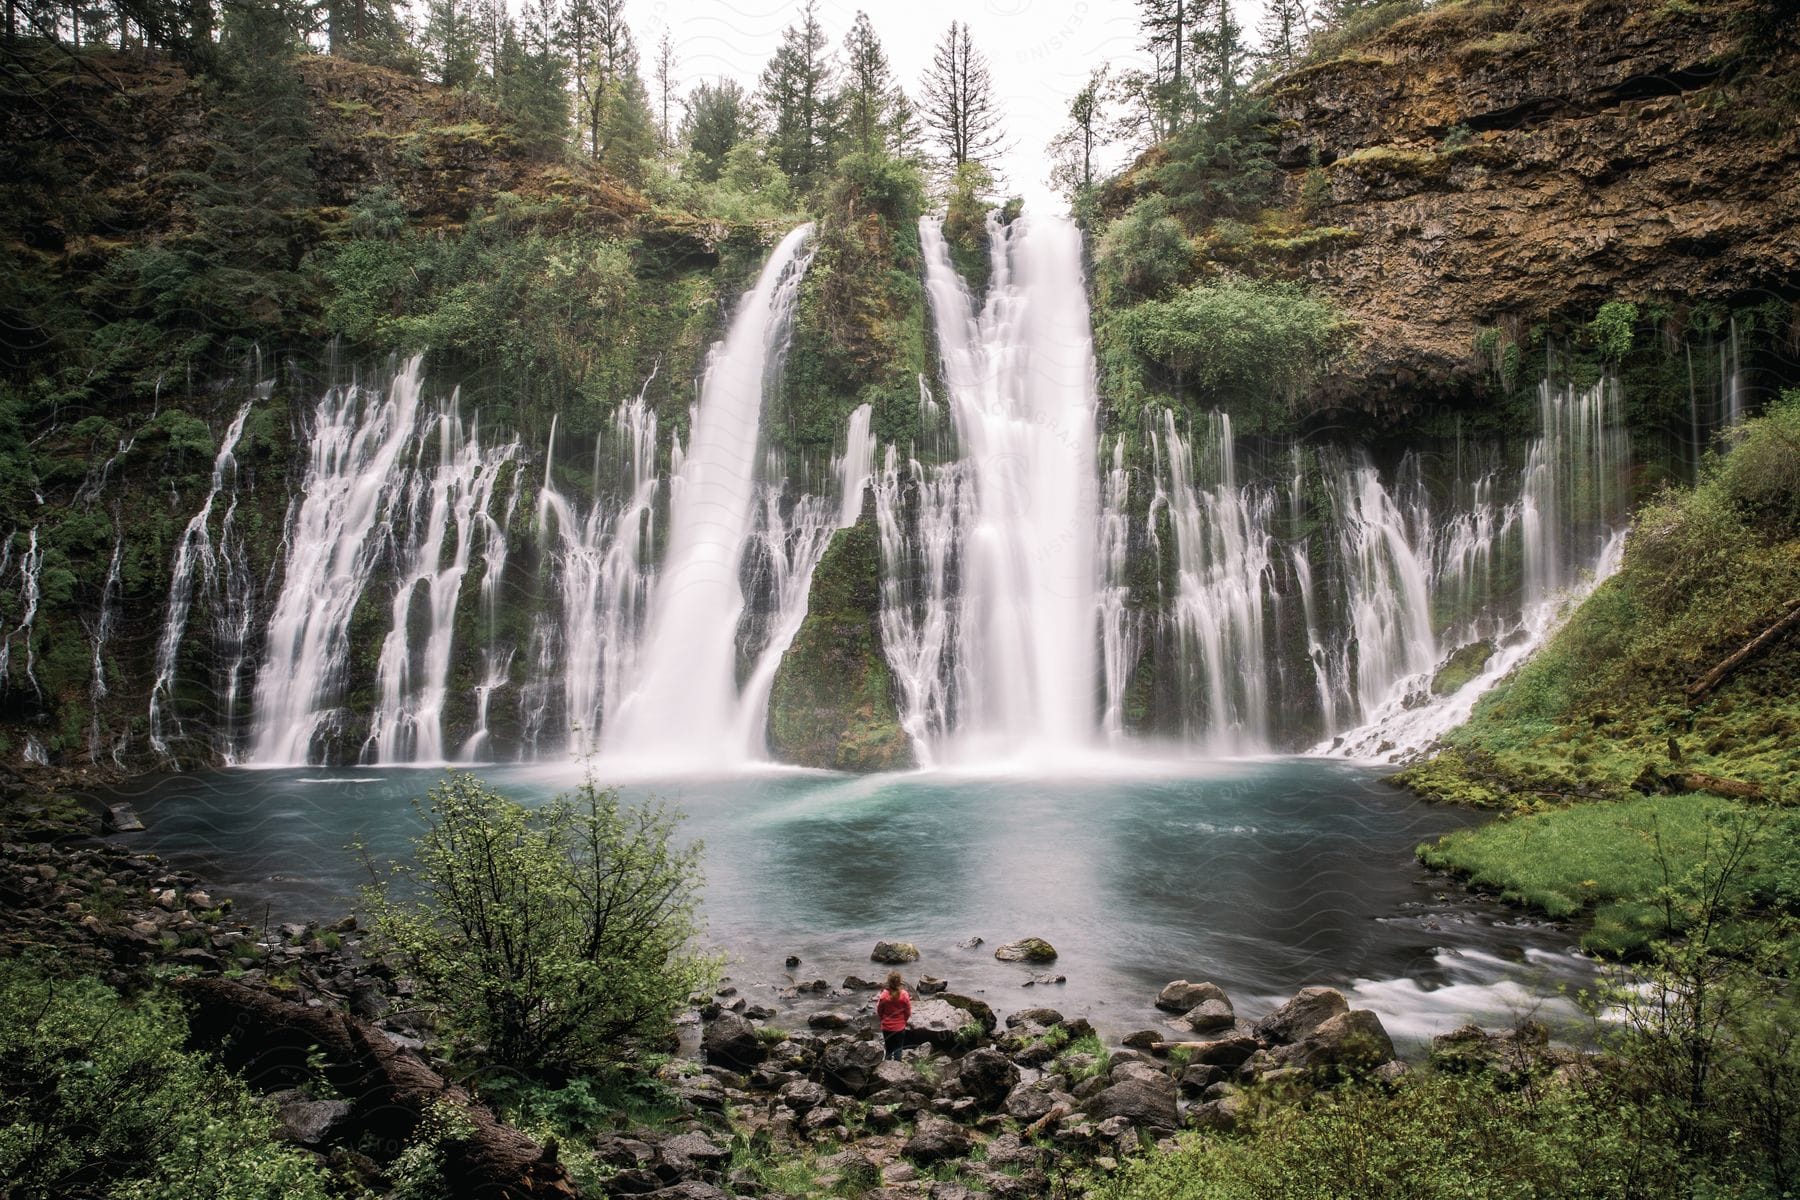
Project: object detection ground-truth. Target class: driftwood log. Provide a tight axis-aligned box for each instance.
[1687,600,1800,700]
[177,976,575,1199]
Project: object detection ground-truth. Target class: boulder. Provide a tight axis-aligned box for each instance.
[916,975,948,994]
[1265,1009,1395,1075]
[902,1115,971,1165]
[641,1185,732,1200]
[700,1012,765,1068]
[940,993,997,1033]
[778,1078,829,1114]
[1253,986,1349,1044]
[842,975,880,990]
[1083,1074,1178,1129]
[1183,1034,1260,1068]
[955,1047,1019,1109]
[820,1038,885,1096]
[1176,998,1236,1034]
[994,937,1057,963]
[1003,1082,1065,1123]
[873,1059,928,1094]
[907,997,980,1048]
[1121,1029,1163,1050]
[277,1098,352,1145]
[807,1010,853,1030]
[1005,1007,1065,1029]
[1155,979,1229,1013]
[656,1132,729,1177]
[871,940,920,963]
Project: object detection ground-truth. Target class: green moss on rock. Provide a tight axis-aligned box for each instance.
[767,506,912,773]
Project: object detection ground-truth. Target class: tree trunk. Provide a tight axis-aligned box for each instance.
[1686,599,1800,699]
[176,977,576,1200]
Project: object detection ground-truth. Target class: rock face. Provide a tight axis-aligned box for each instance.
[1259,0,1800,418]
[767,504,914,772]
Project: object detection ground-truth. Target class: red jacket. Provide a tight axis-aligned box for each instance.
[876,988,911,1032]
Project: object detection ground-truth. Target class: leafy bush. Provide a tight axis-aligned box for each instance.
[1719,387,1800,533]
[1096,195,1194,301]
[0,961,333,1200]
[365,773,720,1074]
[1112,276,1351,405]
[1587,299,1638,360]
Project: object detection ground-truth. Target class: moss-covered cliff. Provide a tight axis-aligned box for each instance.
[767,500,913,773]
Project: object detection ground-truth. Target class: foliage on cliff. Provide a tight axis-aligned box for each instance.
[767,507,913,772]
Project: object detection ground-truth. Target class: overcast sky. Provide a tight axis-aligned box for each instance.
[628,0,1157,210]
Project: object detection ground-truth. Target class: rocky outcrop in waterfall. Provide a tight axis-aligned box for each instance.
[767,501,914,773]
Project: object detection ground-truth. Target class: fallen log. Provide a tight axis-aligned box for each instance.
[177,976,575,1199]
[1687,599,1800,700]
[1678,772,1766,801]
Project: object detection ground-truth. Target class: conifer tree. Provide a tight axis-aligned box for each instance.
[919,20,1006,172]
[423,0,481,88]
[758,0,836,192]
[1258,0,1311,73]
[681,77,752,182]
[652,28,679,154]
[837,10,908,158]
[1191,0,1252,115]
[1137,0,1192,132]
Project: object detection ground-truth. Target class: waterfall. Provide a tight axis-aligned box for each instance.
[601,223,816,765]
[87,524,124,763]
[462,449,522,761]
[1097,436,1137,741]
[248,360,429,764]
[0,528,41,698]
[1156,410,1276,750]
[914,213,1101,760]
[1319,375,1631,758]
[363,402,518,764]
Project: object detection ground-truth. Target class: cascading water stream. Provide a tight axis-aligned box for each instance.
[0,528,41,698]
[248,360,430,764]
[149,401,254,759]
[601,223,816,765]
[363,403,518,765]
[911,213,1101,761]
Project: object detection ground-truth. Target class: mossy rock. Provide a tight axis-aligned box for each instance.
[1432,640,1496,696]
[994,937,1058,964]
[767,503,913,773]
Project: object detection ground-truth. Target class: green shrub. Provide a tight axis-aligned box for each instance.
[1111,276,1351,404]
[1096,194,1194,301]
[0,961,333,1200]
[364,773,720,1074]
[1588,299,1638,360]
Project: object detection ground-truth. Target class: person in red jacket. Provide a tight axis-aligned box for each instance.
[876,971,911,1060]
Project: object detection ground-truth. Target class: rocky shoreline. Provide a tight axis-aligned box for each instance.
[2,777,1587,1199]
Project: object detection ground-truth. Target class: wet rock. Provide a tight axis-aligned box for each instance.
[1155,979,1228,1013]
[1178,1063,1226,1095]
[842,975,880,990]
[700,1012,765,1068]
[820,1038,885,1096]
[778,1078,829,1114]
[956,936,984,949]
[808,1010,853,1030]
[1121,1029,1163,1050]
[903,1115,971,1165]
[908,997,980,1048]
[1174,998,1236,1034]
[1005,1007,1064,1029]
[1253,986,1349,1044]
[939,993,997,1033]
[1263,1009,1396,1076]
[1182,1034,1260,1068]
[107,804,145,832]
[785,954,802,968]
[955,1047,1019,1109]
[916,975,948,994]
[1022,972,1066,986]
[994,937,1057,963]
[871,940,920,964]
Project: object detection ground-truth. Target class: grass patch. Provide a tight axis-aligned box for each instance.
[1418,795,1800,955]
[1055,1033,1112,1082]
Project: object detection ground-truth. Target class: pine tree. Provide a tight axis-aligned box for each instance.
[423,0,482,88]
[1258,0,1311,73]
[919,20,1006,172]
[758,0,836,192]
[836,10,908,159]
[1191,0,1252,116]
[681,78,752,182]
[1048,66,1109,200]
[652,28,678,154]
[498,0,569,157]
[1137,0,1192,133]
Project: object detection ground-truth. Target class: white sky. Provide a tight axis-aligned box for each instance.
[631,0,1156,209]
